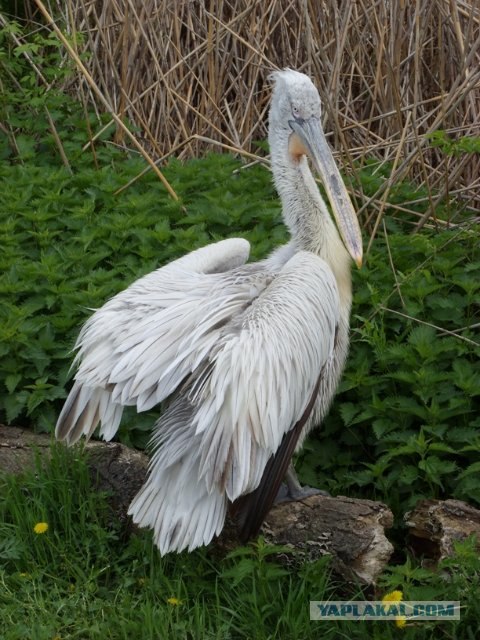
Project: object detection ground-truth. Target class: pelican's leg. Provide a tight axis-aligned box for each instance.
[275,463,329,503]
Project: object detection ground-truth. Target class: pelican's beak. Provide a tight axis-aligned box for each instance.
[289,117,363,267]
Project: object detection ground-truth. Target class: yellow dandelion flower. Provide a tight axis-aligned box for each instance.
[382,590,403,603]
[33,522,49,534]
[167,597,182,606]
[382,590,406,629]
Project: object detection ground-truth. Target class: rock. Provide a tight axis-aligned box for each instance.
[405,498,480,560]
[257,494,393,584]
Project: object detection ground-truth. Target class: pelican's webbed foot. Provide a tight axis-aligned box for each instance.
[275,463,330,503]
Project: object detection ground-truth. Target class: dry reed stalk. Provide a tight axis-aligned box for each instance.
[18,0,480,226]
[32,0,179,202]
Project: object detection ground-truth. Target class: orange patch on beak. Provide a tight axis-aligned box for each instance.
[288,132,309,162]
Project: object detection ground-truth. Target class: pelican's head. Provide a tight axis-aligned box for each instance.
[269,69,363,268]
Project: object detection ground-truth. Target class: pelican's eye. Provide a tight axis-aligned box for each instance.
[291,105,306,125]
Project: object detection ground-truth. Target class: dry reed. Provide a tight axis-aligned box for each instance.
[17,1,480,228]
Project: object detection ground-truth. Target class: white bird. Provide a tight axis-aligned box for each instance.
[56,69,363,554]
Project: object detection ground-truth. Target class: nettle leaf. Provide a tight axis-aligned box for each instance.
[22,344,51,376]
[384,442,423,459]
[448,427,480,444]
[371,418,395,440]
[4,373,22,394]
[455,475,480,503]
[398,464,419,485]
[387,368,417,384]
[347,469,375,487]
[457,462,480,480]
[427,445,457,461]
[2,392,28,423]
[338,402,358,427]
[453,359,480,395]
[390,396,428,420]
[418,456,457,486]
[14,134,36,160]
[221,558,257,586]
[408,325,438,359]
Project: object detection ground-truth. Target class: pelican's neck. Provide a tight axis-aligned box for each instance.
[271,152,329,251]
[269,139,353,312]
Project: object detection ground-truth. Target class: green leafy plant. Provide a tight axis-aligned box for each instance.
[378,537,480,633]
[298,230,480,516]
[427,130,480,156]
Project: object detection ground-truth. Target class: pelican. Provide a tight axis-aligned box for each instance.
[56,69,362,554]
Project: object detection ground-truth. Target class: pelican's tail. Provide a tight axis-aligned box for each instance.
[128,460,227,554]
[128,395,227,554]
[55,381,123,445]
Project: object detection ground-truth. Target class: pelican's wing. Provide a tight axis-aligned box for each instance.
[191,250,340,499]
[55,238,256,444]
[233,373,323,541]
[128,250,340,553]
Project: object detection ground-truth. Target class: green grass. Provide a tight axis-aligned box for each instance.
[0,446,348,639]
[1,446,479,640]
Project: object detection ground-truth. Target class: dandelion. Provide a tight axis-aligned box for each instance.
[382,590,406,629]
[33,522,49,534]
[167,597,182,606]
[382,590,403,603]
